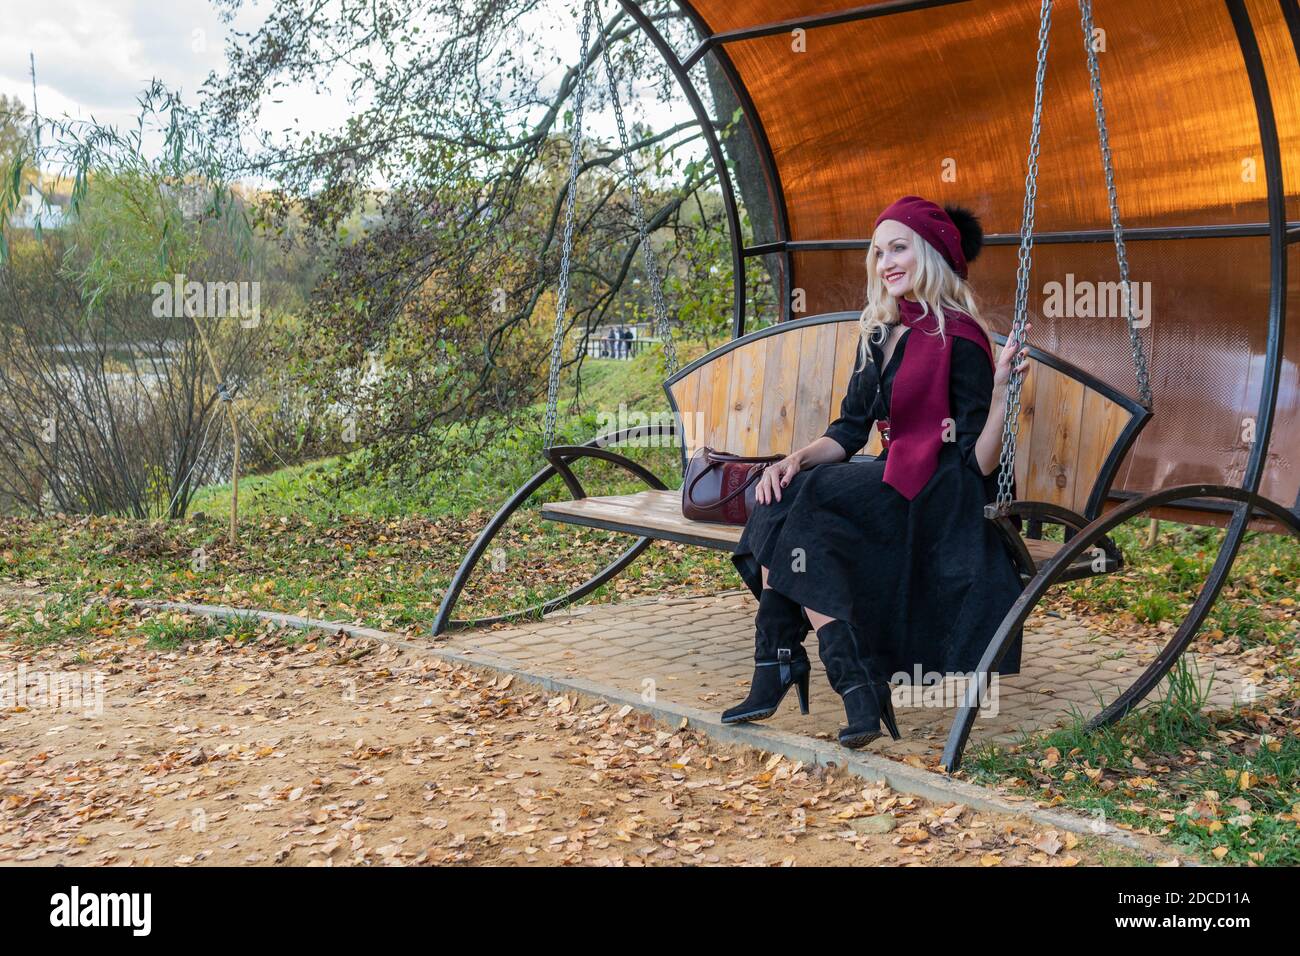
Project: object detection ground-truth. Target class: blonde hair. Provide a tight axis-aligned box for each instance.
[853,220,994,374]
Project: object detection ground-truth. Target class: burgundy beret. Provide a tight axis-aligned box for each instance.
[874,195,968,279]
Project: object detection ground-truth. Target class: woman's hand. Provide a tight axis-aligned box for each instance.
[993,321,1031,393]
[754,452,803,505]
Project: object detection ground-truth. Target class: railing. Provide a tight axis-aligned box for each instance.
[584,337,660,360]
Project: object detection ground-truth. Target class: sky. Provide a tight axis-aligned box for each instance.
[0,0,703,186]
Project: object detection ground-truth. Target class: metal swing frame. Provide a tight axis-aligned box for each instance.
[435,0,1300,773]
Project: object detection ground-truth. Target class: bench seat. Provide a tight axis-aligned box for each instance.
[541,488,1117,581]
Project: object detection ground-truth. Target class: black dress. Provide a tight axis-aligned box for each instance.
[730,324,1025,680]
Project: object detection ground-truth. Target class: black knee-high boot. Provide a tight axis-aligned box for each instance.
[721,589,812,724]
[756,587,812,661]
[816,618,901,748]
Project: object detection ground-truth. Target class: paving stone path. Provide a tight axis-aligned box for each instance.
[443,589,1251,759]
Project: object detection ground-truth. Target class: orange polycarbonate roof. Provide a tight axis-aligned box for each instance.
[663,0,1300,520]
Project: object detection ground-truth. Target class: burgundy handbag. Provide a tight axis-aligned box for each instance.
[681,446,784,525]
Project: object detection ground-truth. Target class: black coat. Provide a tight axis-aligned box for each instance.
[731,324,1025,680]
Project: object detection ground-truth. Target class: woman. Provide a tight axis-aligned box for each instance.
[723,195,1030,749]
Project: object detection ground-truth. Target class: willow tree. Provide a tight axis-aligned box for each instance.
[0,81,263,531]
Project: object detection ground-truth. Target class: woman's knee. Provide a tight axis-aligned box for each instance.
[806,608,835,631]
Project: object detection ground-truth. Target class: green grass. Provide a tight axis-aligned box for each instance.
[1057,518,1299,657]
[967,658,1299,866]
[139,611,262,649]
[188,347,710,525]
[1,587,114,647]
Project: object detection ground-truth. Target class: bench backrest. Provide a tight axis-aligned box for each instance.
[663,312,1150,521]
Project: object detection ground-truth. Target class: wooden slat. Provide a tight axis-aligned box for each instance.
[828,320,860,433]
[1024,365,1085,508]
[1072,387,1128,516]
[668,368,702,456]
[1024,538,1062,566]
[725,340,766,455]
[756,327,803,456]
[702,352,733,454]
[838,322,886,456]
[1052,372,1088,509]
[790,323,840,451]
[543,489,743,546]
[1013,360,1036,497]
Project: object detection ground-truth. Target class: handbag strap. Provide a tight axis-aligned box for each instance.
[703,449,783,465]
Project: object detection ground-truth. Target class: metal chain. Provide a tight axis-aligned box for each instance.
[542,0,596,451]
[995,0,1054,511]
[597,0,678,377]
[1078,0,1153,408]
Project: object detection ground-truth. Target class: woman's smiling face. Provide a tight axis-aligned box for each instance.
[873,219,917,300]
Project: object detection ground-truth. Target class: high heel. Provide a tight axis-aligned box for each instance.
[795,670,810,715]
[722,648,812,723]
[876,683,901,741]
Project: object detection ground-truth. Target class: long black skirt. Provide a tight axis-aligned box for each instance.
[731,444,1025,681]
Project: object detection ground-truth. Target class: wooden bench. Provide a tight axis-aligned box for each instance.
[540,310,1151,583]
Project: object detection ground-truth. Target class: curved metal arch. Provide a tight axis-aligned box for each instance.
[1228,0,1289,504]
[672,0,795,330]
[430,425,673,636]
[612,1,752,339]
[1023,0,1300,733]
[988,499,1126,581]
[940,483,1300,772]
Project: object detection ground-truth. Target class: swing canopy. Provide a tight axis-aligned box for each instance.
[636,0,1300,529]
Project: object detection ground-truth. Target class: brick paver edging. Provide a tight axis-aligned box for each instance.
[133,598,1190,863]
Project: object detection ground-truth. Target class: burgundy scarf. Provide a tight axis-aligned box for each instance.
[883,297,995,500]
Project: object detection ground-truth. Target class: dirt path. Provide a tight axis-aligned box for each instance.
[0,601,1138,866]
